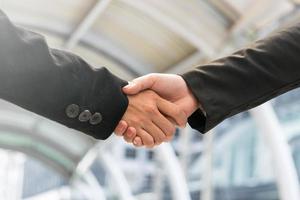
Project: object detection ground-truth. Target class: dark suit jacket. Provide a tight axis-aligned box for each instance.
[182,22,300,133]
[0,10,128,140]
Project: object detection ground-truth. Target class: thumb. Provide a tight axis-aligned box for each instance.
[123,74,155,95]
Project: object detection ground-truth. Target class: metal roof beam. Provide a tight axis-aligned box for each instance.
[63,0,112,50]
[230,0,282,34]
[121,0,216,57]
[207,0,240,22]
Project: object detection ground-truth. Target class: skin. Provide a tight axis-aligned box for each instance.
[115,89,187,148]
[115,74,199,147]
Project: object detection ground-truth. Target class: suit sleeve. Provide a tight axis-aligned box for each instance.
[182,22,300,133]
[0,10,128,140]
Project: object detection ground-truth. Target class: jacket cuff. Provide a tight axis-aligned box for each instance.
[61,67,129,140]
[181,71,226,133]
[84,68,129,139]
[187,109,207,133]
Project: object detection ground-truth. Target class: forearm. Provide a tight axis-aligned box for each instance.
[0,10,128,139]
[182,22,300,133]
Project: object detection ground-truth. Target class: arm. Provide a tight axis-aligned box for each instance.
[0,10,128,139]
[182,22,300,133]
[0,10,185,142]
[119,21,300,144]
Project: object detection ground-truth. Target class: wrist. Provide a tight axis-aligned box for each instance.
[186,88,200,116]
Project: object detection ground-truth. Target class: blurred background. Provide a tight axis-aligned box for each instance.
[0,0,300,199]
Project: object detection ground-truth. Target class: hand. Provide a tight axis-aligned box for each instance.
[115,90,187,148]
[115,73,199,147]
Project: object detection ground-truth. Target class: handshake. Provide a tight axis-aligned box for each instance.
[114,73,200,148]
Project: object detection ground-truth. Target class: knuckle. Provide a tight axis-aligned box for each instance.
[147,73,156,82]
[160,134,167,142]
[126,134,134,140]
[117,127,126,135]
[115,123,123,131]
[174,107,182,116]
[180,119,188,127]
[166,135,173,141]
[141,119,151,128]
[155,134,166,144]
[124,135,133,141]
[145,139,155,147]
[130,118,141,127]
[131,119,139,126]
[155,137,163,144]
[168,126,176,136]
[148,73,155,79]
[124,133,135,142]
[145,105,156,114]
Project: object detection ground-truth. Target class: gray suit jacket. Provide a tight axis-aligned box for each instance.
[182,22,300,133]
[0,10,128,139]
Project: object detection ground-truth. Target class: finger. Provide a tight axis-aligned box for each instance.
[114,120,128,136]
[157,98,187,127]
[124,127,137,143]
[165,135,173,142]
[137,129,155,148]
[133,136,143,147]
[152,112,176,138]
[123,74,155,95]
[143,122,166,145]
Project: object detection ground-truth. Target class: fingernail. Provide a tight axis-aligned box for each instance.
[120,121,127,130]
[124,82,135,88]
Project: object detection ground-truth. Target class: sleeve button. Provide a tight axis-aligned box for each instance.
[66,104,80,118]
[89,112,103,125]
[79,110,92,122]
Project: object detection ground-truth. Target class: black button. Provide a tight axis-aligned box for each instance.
[79,110,92,122]
[66,104,80,118]
[90,112,103,125]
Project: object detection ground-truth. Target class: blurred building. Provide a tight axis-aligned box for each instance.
[0,0,300,200]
